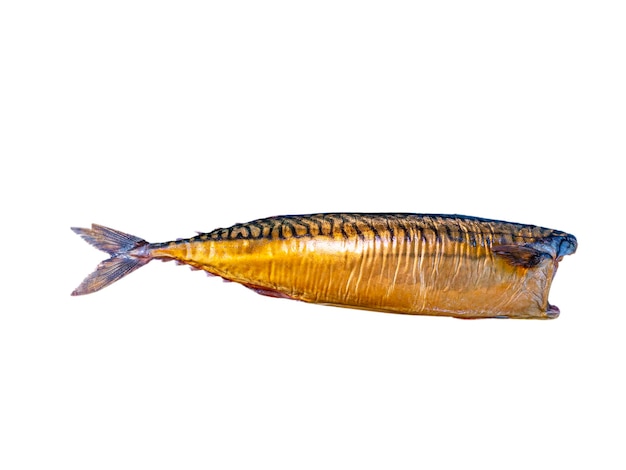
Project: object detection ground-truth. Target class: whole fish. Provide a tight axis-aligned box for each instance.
[71,213,577,319]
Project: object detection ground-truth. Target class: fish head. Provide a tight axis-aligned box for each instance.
[557,233,577,258]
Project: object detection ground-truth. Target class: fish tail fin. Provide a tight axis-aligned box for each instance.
[71,224,152,296]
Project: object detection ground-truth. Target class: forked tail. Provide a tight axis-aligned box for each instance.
[71,224,153,296]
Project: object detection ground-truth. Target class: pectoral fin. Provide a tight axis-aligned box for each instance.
[492,244,546,268]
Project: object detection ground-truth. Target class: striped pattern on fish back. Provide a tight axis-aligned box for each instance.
[194,213,561,248]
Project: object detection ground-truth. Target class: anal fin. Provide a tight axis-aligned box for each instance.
[242,283,295,300]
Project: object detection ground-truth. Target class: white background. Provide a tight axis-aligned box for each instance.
[1,1,624,469]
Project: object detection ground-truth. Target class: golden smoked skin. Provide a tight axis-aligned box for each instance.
[145,214,576,319]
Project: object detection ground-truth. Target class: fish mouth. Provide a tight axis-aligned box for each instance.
[546,303,560,319]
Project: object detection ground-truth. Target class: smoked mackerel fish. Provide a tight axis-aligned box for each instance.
[71,213,577,319]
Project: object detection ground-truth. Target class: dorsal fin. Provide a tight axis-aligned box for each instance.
[492,244,546,268]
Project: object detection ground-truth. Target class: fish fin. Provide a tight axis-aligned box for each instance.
[71,256,149,296]
[71,224,146,255]
[242,283,295,299]
[492,244,546,268]
[72,224,151,295]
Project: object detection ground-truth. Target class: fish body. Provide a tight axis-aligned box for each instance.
[72,213,577,319]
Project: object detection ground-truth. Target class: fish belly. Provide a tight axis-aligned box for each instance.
[183,235,556,319]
